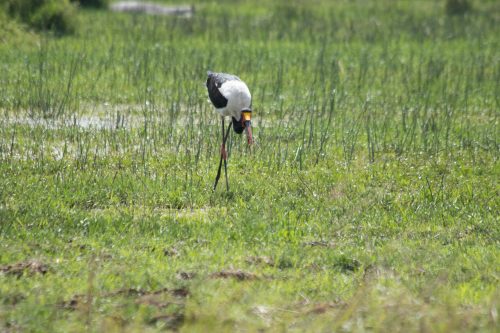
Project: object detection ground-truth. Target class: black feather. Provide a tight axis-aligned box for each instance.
[206,71,241,109]
[232,117,244,134]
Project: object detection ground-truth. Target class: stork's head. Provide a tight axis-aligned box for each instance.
[241,108,253,145]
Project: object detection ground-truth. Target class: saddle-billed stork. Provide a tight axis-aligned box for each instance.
[206,71,253,191]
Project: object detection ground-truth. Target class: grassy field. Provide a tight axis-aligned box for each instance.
[0,0,499,331]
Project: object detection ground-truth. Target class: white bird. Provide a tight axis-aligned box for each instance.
[206,71,253,191]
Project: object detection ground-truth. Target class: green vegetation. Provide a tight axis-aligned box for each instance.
[74,0,109,9]
[3,0,78,34]
[0,0,498,331]
[445,0,471,15]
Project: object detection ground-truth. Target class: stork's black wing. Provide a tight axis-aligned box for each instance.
[206,71,241,108]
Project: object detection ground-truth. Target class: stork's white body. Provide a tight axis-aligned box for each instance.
[215,80,252,121]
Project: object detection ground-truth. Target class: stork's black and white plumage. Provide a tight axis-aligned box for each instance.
[206,71,253,191]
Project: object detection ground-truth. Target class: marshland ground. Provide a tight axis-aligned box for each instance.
[0,0,498,331]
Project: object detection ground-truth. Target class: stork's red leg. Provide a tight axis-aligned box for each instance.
[222,120,231,191]
[221,144,227,160]
[213,118,232,191]
[213,118,224,191]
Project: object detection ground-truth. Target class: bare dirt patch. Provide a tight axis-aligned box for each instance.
[0,260,49,277]
[135,295,173,309]
[210,270,258,281]
[176,271,197,280]
[305,301,346,314]
[245,256,275,266]
[163,247,180,257]
[111,287,190,298]
[148,313,185,330]
[60,294,86,311]
[60,287,189,310]
[302,240,336,248]
[59,287,188,330]
[2,293,26,306]
[285,299,346,316]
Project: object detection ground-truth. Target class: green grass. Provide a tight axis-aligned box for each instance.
[0,0,499,331]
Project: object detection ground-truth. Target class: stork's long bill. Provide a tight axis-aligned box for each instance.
[241,109,253,145]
